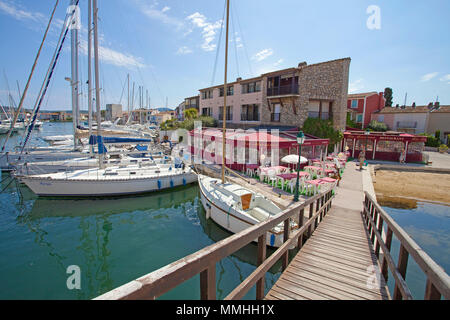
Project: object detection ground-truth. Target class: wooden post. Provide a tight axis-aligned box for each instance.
[298,209,305,249]
[315,198,320,229]
[381,227,393,281]
[375,216,383,258]
[282,218,290,270]
[308,202,314,237]
[256,234,266,300]
[371,209,378,244]
[200,264,216,300]
[393,244,409,300]
[424,278,441,300]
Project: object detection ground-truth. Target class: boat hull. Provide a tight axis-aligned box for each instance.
[20,171,197,197]
[198,175,285,248]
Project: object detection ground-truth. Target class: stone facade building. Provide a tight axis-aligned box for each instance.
[198,57,351,130]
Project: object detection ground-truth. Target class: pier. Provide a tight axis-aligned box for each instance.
[95,162,450,300]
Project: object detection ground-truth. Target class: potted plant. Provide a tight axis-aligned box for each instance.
[439,144,449,154]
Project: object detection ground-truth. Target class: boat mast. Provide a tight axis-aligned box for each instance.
[70,0,80,149]
[93,0,103,168]
[127,73,130,123]
[221,0,230,184]
[87,0,93,155]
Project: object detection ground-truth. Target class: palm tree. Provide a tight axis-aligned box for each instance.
[184,108,198,120]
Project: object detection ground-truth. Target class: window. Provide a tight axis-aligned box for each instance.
[201,90,213,99]
[271,104,281,122]
[202,107,211,116]
[241,81,261,94]
[356,114,363,122]
[219,106,233,121]
[241,104,259,121]
[219,86,234,97]
[378,115,384,122]
[351,99,358,108]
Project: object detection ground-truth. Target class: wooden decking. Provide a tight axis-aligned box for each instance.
[266,163,390,300]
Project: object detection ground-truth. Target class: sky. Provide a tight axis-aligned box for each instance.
[0,0,449,111]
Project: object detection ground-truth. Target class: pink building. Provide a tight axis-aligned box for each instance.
[347,92,385,128]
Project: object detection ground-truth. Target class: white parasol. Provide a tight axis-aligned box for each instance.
[281,154,308,164]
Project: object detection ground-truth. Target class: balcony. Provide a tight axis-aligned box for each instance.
[271,113,281,122]
[267,85,299,97]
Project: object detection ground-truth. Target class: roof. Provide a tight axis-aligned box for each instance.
[347,92,379,99]
[377,105,450,114]
[199,57,351,91]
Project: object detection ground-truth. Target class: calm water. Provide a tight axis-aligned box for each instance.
[380,198,450,299]
[0,122,283,300]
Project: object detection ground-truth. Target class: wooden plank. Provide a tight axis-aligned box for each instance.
[200,264,216,300]
[256,234,266,300]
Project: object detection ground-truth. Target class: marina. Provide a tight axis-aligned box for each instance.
[0,0,449,305]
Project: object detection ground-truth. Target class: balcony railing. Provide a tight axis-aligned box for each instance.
[397,122,417,129]
[241,114,260,121]
[271,113,281,122]
[308,111,330,120]
[267,85,299,97]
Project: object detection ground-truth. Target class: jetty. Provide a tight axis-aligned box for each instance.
[95,162,450,300]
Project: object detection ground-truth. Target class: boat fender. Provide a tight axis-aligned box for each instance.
[205,203,211,219]
[182,178,186,185]
[157,180,162,189]
[270,234,275,246]
[170,180,174,188]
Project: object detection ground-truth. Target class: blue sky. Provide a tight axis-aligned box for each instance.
[0,0,449,111]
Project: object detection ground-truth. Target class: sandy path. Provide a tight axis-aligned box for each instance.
[372,170,450,204]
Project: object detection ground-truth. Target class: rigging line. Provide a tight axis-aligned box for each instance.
[230,3,240,79]
[19,1,78,157]
[1,0,60,152]
[211,0,227,86]
[19,1,72,146]
[232,1,253,77]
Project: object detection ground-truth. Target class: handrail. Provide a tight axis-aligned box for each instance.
[95,188,335,300]
[363,191,450,300]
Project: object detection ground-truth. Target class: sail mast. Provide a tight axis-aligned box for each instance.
[221,0,230,184]
[70,0,80,149]
[87,0,93,155]
[93,0,103,168]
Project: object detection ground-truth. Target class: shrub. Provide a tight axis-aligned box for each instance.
[302,118,343,152]
[368,120,388,132]
[179,116,218,131]
[419,133,440,147]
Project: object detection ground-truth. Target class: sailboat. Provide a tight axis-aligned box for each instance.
[197,0,296,247]
[18,0,196,197]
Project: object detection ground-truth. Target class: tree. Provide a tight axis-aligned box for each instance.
[368,120,388,132]
[302,118,343,152]
[384,87,393,107]
[184,108,198,120]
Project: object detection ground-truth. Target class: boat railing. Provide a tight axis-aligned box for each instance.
[95,188,335,300]
[363,192,450,300]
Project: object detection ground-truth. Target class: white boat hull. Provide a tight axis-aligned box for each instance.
[198,175,286,247]
[20,170,197,197]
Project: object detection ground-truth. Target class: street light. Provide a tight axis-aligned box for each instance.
[293,131,305,202]
[364,128,370,154]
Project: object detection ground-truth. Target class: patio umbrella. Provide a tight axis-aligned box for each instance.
[281,154,308,164]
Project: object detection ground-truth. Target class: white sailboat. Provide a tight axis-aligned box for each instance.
[197,0,295,247]
[18,0,197,197]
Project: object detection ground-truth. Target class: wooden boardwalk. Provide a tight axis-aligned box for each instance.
[266,163,390,300]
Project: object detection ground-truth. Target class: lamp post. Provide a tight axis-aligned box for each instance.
[293,131,305,202]
[364,128,370,155]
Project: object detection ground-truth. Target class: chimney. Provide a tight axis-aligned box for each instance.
[236,77,242,82]
[412,102,416,108]
[298,62,307,68]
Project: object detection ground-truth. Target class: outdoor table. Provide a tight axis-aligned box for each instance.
[319,177,337,183]
[245,164,259,177]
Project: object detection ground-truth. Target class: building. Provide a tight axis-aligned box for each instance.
[105,104,123,122]
[130,108,154,124]
[185,95,200,111]
[198,58,351,130]
[176,101,185,121]
[154,111,174,125]
[347,91,385,128]
[371,105,450,141]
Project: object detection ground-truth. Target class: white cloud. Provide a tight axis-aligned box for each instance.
[0,0,45,23]
[273,59,284,67]
[252,48,273,62]
[439,74,450,84]
[176,46,192,55]
[349,79,364,93]
[139,1,183,29]
[186,12,222,52]
[421,72,438,82]
[79,39,146,69]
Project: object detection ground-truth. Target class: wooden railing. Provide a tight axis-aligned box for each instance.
[363,192,450,300]
[95,189,335,300]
